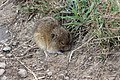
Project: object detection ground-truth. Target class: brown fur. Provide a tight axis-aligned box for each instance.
[34,17,72,53]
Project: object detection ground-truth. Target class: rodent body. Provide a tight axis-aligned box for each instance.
[34,17,72,54]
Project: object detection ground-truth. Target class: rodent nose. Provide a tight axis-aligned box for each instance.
[59,50,65,53]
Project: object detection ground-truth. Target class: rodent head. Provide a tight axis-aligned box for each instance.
[47,27,72,53]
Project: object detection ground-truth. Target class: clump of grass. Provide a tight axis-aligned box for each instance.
[58,0,120,51]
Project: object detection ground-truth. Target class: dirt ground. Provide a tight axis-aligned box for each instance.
[0,0,120,80]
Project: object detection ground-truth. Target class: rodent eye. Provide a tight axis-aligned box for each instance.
[60,41,64,45]
[51,33,55,39]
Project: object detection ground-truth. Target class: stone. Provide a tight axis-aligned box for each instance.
[2,46,11,52]
[0,69,5,76]
[0,27,10,42]
[0,62,6,68]
[18,69,27,78]
[1,75,7,80]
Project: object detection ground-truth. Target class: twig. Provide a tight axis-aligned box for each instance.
[0,0,12,10]
[9,41,38,80]
[21,47,34,56]
[69,36,95,62]
[12,53,38,80]
[17,58,38,80]
[27,14,35,21]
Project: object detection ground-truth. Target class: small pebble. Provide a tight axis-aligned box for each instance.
[58,74,64,79]
[0,69,5,76]
[0,54,4,58]
[47,71,52,76]
[40,61,44,64]
[12,42,19,46]
[6,53,12,57]
[1,75,7,80]
[18,69,27,78]
[0,62,6,68]
[65,76,69,80]
[12,42,17,46]
[88,56,92,60]
[32,64,37,67]
[3,46,11,52]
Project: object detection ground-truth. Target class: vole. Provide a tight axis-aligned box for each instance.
[34,17,72,58]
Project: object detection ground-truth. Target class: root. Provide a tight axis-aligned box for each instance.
[69,36,95,62]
